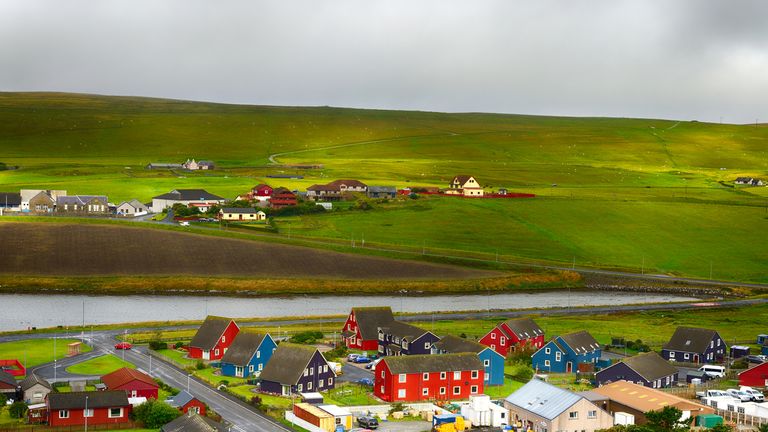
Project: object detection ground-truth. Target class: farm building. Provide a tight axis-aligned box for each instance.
[479,317,545,356]
[188,316,240,361]
[146,163,183,170]
[432,335,505,386]
[595,352,678,388]
[56,195,110,215]
[738,362,768,387]
[374,353,484,402]
[0,192,21,212]
[166,390,207,416]
[220,332,277,378]
[270,187,298,208]
[116,199,149,217]
[259,343,335,396]
[101,367,159,399]
[218,207,266,222]
[20,374,52,404]
[445,175,483,197]
[162,412,226,432]
[532,331,601,373]
[504,379,613,432]
[341,306,395,351]
[46,391,132,427]
[661,327,726,364]
[378,321,440,356]
[150,189,226,213]
[591,380,713,425]
[183,159,215,170]
[306,179,368,201]
[735,177,764,186]
[367,186,397,199]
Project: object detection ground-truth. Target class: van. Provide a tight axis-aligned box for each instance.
[699,365,726,378]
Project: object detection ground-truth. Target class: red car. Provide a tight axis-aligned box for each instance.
[114,342,133,350]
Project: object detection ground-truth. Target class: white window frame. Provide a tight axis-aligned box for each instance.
[298,384,303,392]
[440,372,447,380]
[307,382,313,390]
[108,408,124,419]
[399,374,407,383]
[59,410,69,419]
[471,370,479,379]
[453,386,461,395]
[422,388,429,396]
[569,411,578,420]
[544,360,550,367]
[545,347,551,354]
[440,387,446,395]
[453,371,461,380]
[588,410,597,419]
[397,389,406,398]
[556,352,562,361]
[471,385,478,394]
[423,373,429,381]
[491,333,496,340]
[483,359,490,367]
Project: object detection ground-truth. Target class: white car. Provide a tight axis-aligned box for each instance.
[699,365,726,378]
[726,389,752,402]
[740,386,765,402]
[178,221,190,226]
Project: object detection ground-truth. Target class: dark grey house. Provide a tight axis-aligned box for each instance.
[162,412,225,432]
[661,327,726,364]
[367,186,397,199]
[378,321,440,356]
[259,343,335,396]
[595,352,678,388]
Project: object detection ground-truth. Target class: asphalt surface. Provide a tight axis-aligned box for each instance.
[339,362,374,383]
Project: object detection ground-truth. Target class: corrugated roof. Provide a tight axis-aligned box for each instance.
[220,332,270,367]
[189,316,236,351]
[20,374,51,391]
[504,379,583,420]
[381,353,482,375]
[663,327,720,353]
[592,380,712,414]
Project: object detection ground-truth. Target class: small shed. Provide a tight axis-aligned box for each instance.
[731,345,750,359]
[67,342,82,357]
[757,334,768,345]
[686,371,710,383]
[318,404,353,430]
[293,403,335,432]
[300,392,324,404]
[27,403,47,424]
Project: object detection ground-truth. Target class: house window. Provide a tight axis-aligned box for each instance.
[59,410,69,419]
[81,408,94,418]
[471,370,479,379]
[249,365,254,373]
[319,379,324,388]
[307,382,313,390]
[717,339,721,346]
[440,372,447,380]
[500,337,506,345]
[258,364,263,371]
[304,369,309,377]
[323,365,328,373]
[453,371,461,380]
[298,384,303,392]
[215,349,219,356]
[556,352,561,361]
[711,341,714,348]
[588,411,597,419]
[544,360,550,367]
[398,389,406,398]
[453,386,461,395]
[569,411,578,420]
[484,359,490,367]
[491,333,496,340]
[328,377,333,386]
[189,406,200,414]
[684,353,690,360]
[440,387,446,395]
[545,348,551,354]
[380,385,385,394]
[423,373,429,381]
[381,370,385,378]
[222,335,226,343]
[109,408,123,418]
[669,352,676,358]
[423,388,429,396]
[424,342,431,350]
[309,367,314,374]
[491,344,496,350]
[399,374,407,383]
[257,351,261,359]
[471,385,478,394]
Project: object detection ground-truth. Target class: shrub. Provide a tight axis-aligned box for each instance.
[196,361,207,370]
[389,402,405,415]
[149,341,168,351]
[250,396,262,407]
[290,331,325,344]
[324,344,348,361]
[132,400,181,428]
[9,401,27,419]
[174,341,184,349]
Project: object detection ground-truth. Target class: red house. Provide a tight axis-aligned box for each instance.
[739,362,768,387]
[188,316,240,361]
[270,187,298,209]
[479,318,544,357]
[46,391,131,427]
[342,307,395,351]
[374,353,484,402]
[101,367,159,399]
[252,184,274,199]
[167,390,206,416]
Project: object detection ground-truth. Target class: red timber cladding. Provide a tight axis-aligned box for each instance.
[342,311,379,351]
[739,363,768,387]
[188,347,203,359]
[373,361,484,402]
[479,325,544,357]
[211,321,240,360]
[112,381,158,399]
[183,399,207,416]
[49,406,132,427]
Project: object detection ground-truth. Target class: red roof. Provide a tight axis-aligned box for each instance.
[101,368,157,390]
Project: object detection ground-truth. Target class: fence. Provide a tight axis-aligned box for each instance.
[0,421,139,432]
[714,408,768,427]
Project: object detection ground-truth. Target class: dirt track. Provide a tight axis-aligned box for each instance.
[0,223,498,280]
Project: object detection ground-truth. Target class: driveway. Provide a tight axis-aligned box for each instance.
[376,420,432,432]
[339,362,374,383]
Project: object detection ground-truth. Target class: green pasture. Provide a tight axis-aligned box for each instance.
[0,338,92,370]
[65,354,135,375]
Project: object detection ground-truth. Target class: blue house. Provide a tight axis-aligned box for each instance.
[532,331,601,373]
[220,332,277,378]
[432,335,505,386]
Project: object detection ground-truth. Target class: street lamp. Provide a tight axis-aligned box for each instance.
[85,395,89,432]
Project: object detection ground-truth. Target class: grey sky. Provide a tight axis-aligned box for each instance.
[1,0,766,123]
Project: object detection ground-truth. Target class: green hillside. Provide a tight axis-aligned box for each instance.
[0,92,767,282]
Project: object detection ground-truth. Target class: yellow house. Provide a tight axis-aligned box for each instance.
[218,207,266,222]
[446,175,484,197]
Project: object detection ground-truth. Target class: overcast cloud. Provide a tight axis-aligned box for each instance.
[1,0,766,123]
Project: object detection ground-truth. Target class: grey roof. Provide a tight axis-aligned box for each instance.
[20,374,51,391]
[259,343,322,386]
[48,391,129,410]
[501,318,544,340]
[118,199,147,210]
[220,207,260,214]
[166,390,196,408]
[578,390,609,403]
[368,186,396,193]
[381,353,483,374]
[162,412,225,432]
[434,335,488,354]
[505,379,584,420]
[0,192,21,206]
[56,195,108,205]
[663,327,722,353]
[0,370,16,388]
[606,352,678,381]
[351,307,395,340]
[559,331,601,354]
[221,332,270,367]
[152,189,225,201]
[189,316,236,351]
[380,321,431,341]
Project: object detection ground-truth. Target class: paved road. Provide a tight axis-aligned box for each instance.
[339,362,374,383]
[29,348,105,383]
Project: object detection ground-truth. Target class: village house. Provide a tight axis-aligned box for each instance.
[220,332,277,378]
[595,352,678,388]
[0,370,16,396]
[183,159,215,170]
[115,199,149,217]
[56,195,110,215]
[101,367,159,399]
[432,335,505,386]
[218,207,266,222]
[445,175,484,197]
[591,380,713,425]
[46,391,132,427]
[378,321,440,356]
[236,184,274,202]
[166,390,207,416]
[738,361,768,387]
[20,374,52,404]
[367,186,397,199]
[259,343,335,396]
[20,189,66,213]
[479,318,545,356]
[0,192,21,212]
[150,189,226,213]
[306,179,368,201]
[162,412,226,432]
[341,306,395,351]
[504,379,613,432]
[188,316,240,361]
[270,187,298,208]
[735,177,764,186]
[374,353,484,402]
[661,326,726,364]
[532,331,602,373]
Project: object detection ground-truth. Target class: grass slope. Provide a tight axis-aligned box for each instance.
[0,338,92,369]
[1,92,766,282]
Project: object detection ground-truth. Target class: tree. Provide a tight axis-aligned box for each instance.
[645,406,691,432]
[132,400,181,428]
[0,393,7,407]
[709,424,732,432]
[8,401,28,419]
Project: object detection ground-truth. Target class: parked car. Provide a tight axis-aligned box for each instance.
[348,429,373,432]
[699,365,726,378]
[347,353,360,362]
[696,389,728,399]
[357,415,379,429]
[740,386,765,402]
[357,378,374,386]
[726,389,752,402]
[746,355,767,364]
[114,342,133,350]
[354,356,372,364]
[178,221,190,226]
[365,358,382,370]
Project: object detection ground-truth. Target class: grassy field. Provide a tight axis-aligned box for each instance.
[0,338,92,370]
[1,92,767,282]
[65,354,135,375]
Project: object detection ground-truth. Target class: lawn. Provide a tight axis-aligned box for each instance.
[152,347,197,368]
[0,338,92,370]
[65,354,135,375]
[322,382,382,406]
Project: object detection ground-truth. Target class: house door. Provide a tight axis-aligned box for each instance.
[566,362,573,373]
[239,215,243,220]
[203,350,210,360]
[281,385,290,396]
[693,354,699,363]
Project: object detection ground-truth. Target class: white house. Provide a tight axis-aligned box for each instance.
[116,199,149,217]
[150,189,226,213]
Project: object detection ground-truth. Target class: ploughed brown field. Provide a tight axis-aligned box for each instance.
[0,223,498,280]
